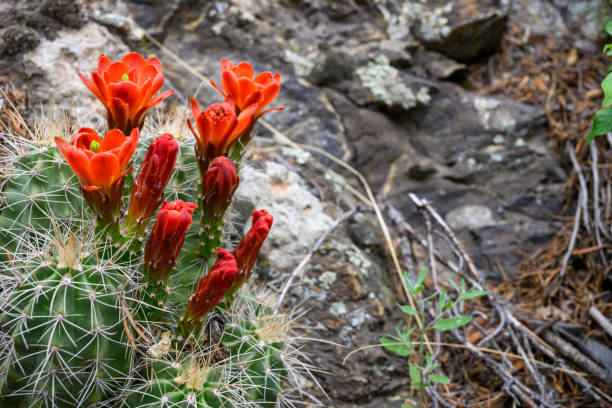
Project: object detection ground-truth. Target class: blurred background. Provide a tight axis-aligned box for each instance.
[1,0,611,406]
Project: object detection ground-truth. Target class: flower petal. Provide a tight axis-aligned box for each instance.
[191,98,202,122]
[138,63,159,86]
[253,71,273,86]
[144,89,174,109]
[92,71,110,104]
[117,128,139,170]
[100,129,127,152]
[71,127,99,145]
[88,152,120,187]
[108,98,128,131]
[145,57,162,72]
[260,81,280,110]
[109,80,143,110]
[122,52,146,71]
[97,55,112,72]
[79,72,103,102]
[221,71,241,105]
[231,104,257,142]
[105,61,131,83]
[72,128,102,150]
[233,62,254,79]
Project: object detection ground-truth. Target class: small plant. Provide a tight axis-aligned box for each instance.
[379,267,486,408]
[588,19,612,143]
[0,51,300,407]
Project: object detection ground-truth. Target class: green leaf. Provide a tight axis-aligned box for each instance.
[409,363,422,385]
[605,20,612,37]
[403,271,415,295]
[415,266,428,288]
[401,405,414,408]
[380,337,411,356]
[428,374,450,384]
[438,290,447,310]
[460,289,488,300]
[434,316,472,331]
[398,304,418,316]
[588,106,612,143]
[602,74,612,106]
[447,277,460,293]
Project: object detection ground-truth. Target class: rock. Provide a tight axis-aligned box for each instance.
[410,49,466,80]
[0,0,86,53]
[233,161,334,271]
[352,55,432,112]
[512,0,612,41]
[1,25,39,56]
[446,205,499,231]
[307,50,356,86]
[401,0,509,62]
[123,0,184,35]
[327,77,564,278]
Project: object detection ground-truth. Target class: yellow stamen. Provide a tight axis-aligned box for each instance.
[90,141,100,152]
[121,73,129,81]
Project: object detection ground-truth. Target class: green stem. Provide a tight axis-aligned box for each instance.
[198,213,225,262]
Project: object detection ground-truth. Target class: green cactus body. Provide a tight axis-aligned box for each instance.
[123,359,227,408]
[0,258,131,407]
[0,143,85,260]
[222,318,287,407]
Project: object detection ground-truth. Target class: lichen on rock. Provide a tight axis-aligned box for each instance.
[356,55,430,110]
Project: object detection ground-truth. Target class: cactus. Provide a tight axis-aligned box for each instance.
[0,53,301,407]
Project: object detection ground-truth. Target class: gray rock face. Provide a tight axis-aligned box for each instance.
[233,161,334,271]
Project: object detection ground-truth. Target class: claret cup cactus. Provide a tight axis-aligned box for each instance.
[0,52,300,408]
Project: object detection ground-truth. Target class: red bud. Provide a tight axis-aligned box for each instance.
[184,248,239,322]
[127,133,178,231]
[144,200,197,282]
[201,156,239,220]
[228,209,273,295]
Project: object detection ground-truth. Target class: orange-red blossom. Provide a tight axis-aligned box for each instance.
[211,58,282,117]
[79,52,174,134]
[55,127,139,222]
[187,98,255,175]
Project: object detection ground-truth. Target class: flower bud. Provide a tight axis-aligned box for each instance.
[228,209,273,295]
[127,133,178,231]
[201,156,239,221]
[144,200,197,282]
[184,248,239,322]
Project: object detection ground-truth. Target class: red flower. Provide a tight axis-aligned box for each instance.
[228,209,273,295]
[184,248,239,322]
[79,52,174,134]
[55,127,139,221]
[211,58,282,117]
[127,133,178,231]
[144,200,197,282]
[187,98,255,174]
[201,156,239,220]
